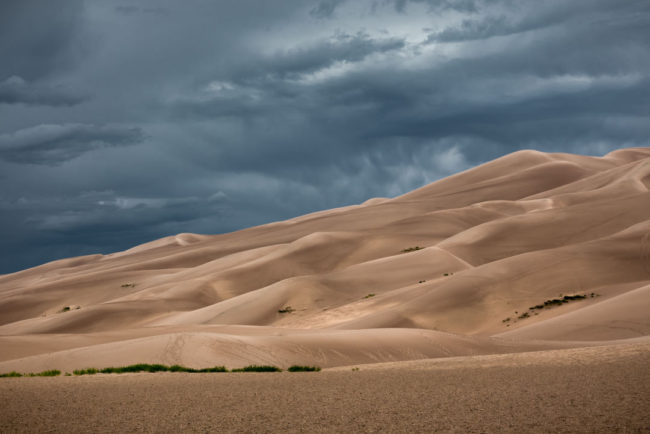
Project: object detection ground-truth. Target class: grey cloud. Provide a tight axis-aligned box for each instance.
[114,5,167,16]
[429,15,524,42]
[396,0,480,13]
[253,32,405,81]
[426,0,642,43]
[0,76,86,106]
[0,0,85,80]
[310,0,346,18]
[1,0,649,274]
[0,124,145,165]
[171,32,406,117]
[309,0,481,16]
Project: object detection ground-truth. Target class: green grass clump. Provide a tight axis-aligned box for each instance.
[167,365,227,373]
[278,306,295,313]
[73,368,99,375]
[72,364,228,375]
[31,369,61,377]
[401,246,423,253]
[231,365,282,372]
[363,293,375,299]
[1,370,61,377]
[121,283,136,288]
[5,363,332,377]
[101,364,168,373]
[288,365,321,372]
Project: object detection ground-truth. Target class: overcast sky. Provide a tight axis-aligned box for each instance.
[1,0,649,273]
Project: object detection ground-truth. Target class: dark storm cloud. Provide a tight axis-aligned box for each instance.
[0,76,87,106]
[310,0,347,18]
[0,124,145,165]
[0,0,649,273]
[258,32,406,80]
[0,0,85,81]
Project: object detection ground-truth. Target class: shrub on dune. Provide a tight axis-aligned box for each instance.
[288,365,321,372]
[231,365,282,372]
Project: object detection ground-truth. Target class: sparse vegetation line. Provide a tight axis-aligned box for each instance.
[231,365,282,372]
[1,364,326,377]
[503,293,596,324]
[288,365,321,372]
[528,294,589,311]
[401,246,423,253]
[0,370,61,377]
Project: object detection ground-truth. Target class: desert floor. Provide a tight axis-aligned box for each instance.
[1,342,648,433]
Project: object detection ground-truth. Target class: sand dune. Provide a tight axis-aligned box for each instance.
[0,147,649,372]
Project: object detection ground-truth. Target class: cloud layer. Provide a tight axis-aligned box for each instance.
[0,0,648,273]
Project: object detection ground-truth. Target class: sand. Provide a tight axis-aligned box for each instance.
[1,343,648,433]
[1,147,649,432]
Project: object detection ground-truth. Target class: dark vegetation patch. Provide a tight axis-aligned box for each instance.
[3,364,326,377]
[529,294,588,310]
[504,293,597,324]
[278,306,295,313]
[288,365,321,372]
[363,293,375,299]
[121,283,136,288]
[231,365,282,372]
[0,370,61,377]
[401,246,423,253]
[72,364,228,375]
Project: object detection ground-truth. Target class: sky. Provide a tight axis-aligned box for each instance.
[1,0,649,273]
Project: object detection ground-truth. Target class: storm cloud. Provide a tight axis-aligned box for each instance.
[0,123,144,164]
[0,0,648,273]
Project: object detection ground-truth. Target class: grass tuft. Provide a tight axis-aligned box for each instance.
[231,365,282,372]
[29,370,61,377]
[401,246,423,253]
[72,364,228,375]
[363,293,375,299]
[288,365,321,372]
[278,306,295,313]
[0,370,63,377]
[74,368,98,375]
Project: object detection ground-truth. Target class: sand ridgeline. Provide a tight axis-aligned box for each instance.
[0,147,649,374]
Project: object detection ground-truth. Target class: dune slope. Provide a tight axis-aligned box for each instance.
[0,147,649,371]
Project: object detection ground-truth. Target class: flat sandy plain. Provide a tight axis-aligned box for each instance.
[1,343,648,433]
[1,148,650,432]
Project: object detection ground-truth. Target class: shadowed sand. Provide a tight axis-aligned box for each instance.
[0,148,649,431]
